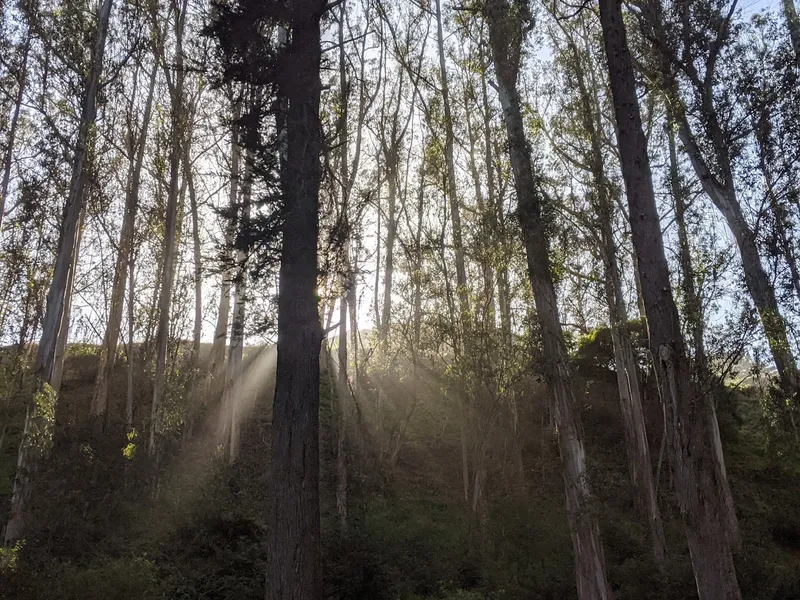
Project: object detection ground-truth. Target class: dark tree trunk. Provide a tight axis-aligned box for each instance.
[266,8,325,599]
[149,0,188,456]
[598,0,742,597]
[782,0,800,63]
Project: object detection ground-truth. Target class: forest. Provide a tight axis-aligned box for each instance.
[1,0,800,597]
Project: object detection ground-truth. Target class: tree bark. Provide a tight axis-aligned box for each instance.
[782,0,800,63]
[599,0,742,596]
[266,8,325,599]
[485,2,614,597]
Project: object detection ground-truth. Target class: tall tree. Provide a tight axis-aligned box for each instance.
[5,0,114,545]
[549,16,667,563]
[91,57,158,428]
[149,0,189,456]
[598,0,742,596]
[644,0,800,398]
[483,1,614,597]
[266,1,327,597]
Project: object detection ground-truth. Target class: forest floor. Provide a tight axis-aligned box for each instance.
[1,346,800,599]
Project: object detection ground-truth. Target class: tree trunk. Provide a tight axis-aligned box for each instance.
[380,147,398,342]
[225,145,250,464]
[149,0,188,456]
[127,254,135,430]
[0,34,29,234]
[187,152,202,361]
[50,208,86,395]
[569,32,666,562]
[335,4,349,531]
[92,60,157,426]
[485,3,614,597]
[5,0,114,546]
[336,294,348,532]
[599,0,742,596]
[435,0,473,509]
[266,9,324,599]
[782,0,800,63]
[668,122,740,550]
[211,97,241,377]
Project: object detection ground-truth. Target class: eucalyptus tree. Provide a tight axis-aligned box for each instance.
[91,44,158,429]
[599,0,742,595]
[5,0,114,546]
[483,1,614,597]
[545,8,667,564]
[640,0,800,398]
[149,0,190,456]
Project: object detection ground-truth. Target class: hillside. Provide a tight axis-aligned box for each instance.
[1,343,799,600]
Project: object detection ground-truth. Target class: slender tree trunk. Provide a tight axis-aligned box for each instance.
[485,3,614,597]
[211,97,241,377]
[127,255,135,430]
[380,148,398,342]
[5,0,114,546]
[51,208,86,395]
[335,4,349,531]
[150,0,188,456]
[187,154,202,361]
[92,60,157,425]
[267,9,324,599]
[0,34,29,234]
[668,122,740,550]
[569,34,666,562]
[435,0,473,509]
[336,293,348,532]
[480,66,512,346]
[464,85,495,326]
[599,0,742,596]
[435,0,470,346]
[225,145,251,464]
[782,0,800,63]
